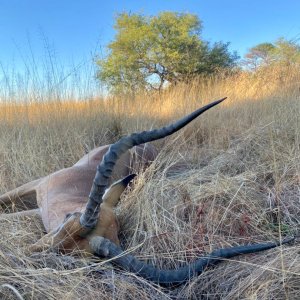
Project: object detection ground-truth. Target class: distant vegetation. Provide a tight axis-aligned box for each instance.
[243,37,300,70]
[97,12,238,94]
[1,11,299,102]
[97,11,300,97]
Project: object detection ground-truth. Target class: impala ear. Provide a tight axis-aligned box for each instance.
[102,174,137,207]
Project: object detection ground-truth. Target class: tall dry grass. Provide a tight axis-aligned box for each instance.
[0,65,300,299]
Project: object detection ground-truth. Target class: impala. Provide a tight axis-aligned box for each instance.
[0,98,294,286]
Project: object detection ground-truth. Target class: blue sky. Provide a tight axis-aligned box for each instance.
[0,0,300,75]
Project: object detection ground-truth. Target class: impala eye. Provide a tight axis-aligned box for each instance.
[64,213,72,220]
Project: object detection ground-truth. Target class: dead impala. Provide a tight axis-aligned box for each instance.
[0,141,157,247]
[0,98,294,286]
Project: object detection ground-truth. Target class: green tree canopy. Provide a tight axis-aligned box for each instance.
[244,38,300,70]
[97,12,237,94]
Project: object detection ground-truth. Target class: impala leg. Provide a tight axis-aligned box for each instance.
[0,178,41,210]
[0,208,41,221]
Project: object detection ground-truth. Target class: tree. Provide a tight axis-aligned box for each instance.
[272,38,300,64]
[244,38,300,70]
[243,43,275,70]
[97,12,237,93]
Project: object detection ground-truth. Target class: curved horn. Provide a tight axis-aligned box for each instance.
[80,97,227,229]
[90,236,294,286]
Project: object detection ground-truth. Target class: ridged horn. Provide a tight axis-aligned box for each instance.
[80,97,227,229]
[90,236,294,286]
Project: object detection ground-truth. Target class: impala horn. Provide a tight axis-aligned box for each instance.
[80,97,227,229]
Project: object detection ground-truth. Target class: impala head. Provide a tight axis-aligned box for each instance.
[29,173,137,254]
[29,98,226,254]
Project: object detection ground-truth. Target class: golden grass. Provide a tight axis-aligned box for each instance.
[0,65,300,299]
